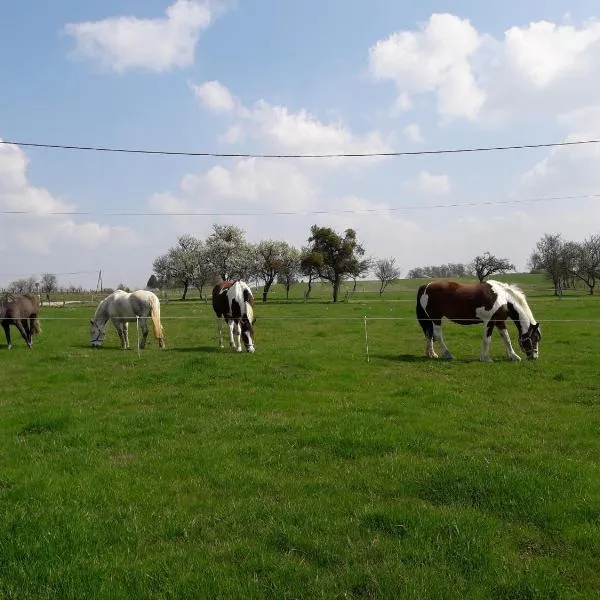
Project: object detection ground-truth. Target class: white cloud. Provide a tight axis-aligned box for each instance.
[504,20,600,88]
[191,80,238,112]
[407,170,451,195]
[64,0,223,73]
[190,80,392,161]
[0,140,139,266]
[166,158,318,212]
[369,14,600,124]
[369,13,485,120]
[218,124,245,145]
[403,123,424,143]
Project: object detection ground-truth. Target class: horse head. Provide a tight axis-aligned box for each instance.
[519,322,541,359]
[90,319,107,348]
[240,314,255,353]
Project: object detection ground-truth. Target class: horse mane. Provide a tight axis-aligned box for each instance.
[498,282,536,324]
[93,293,112,320]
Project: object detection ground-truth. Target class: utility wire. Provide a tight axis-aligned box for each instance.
[1,193,599,217]
[1,138,599,159]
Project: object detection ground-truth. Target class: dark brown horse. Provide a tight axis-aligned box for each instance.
[212,280,256,352]
[0,293,42,349]
[416,280,541,362]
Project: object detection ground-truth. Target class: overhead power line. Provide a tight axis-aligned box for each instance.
[1,138,599,159]
[1,193,599,217]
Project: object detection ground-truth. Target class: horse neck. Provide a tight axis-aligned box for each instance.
[506,290,535,334]
[93,301,109,325]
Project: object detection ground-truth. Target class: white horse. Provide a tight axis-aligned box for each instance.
[90,289,165,350]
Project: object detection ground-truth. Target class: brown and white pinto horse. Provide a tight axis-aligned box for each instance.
[416,280,541,362]
[212,280,256,353]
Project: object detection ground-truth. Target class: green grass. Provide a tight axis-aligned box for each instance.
[1,277,599,599]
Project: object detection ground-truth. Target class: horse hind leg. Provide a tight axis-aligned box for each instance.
[123,322,131,350]
[480,322,494,362]
[139,318,149,349]
[216,317,224,349]
[230,320,242,352]
[425,332,438,359]
[433,323,453,360]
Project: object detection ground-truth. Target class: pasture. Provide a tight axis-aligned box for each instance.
[1,277,599,599]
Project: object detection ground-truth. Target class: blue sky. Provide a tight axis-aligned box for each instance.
[2,0,600,289]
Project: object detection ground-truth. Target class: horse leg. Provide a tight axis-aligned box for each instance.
[14,320,32,349]
[22,318,33,346]
[216,317,224,349]
[433,322,453,359]
[123,322,130,350]
[2,322,11,350]
[112,319,126,350]
[496,323,521,361]
[480,322,494,362]
[139,318,149,349]
[425,334,438,359]
[227,319,239,351]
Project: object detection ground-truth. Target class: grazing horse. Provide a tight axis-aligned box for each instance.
[212,280,256,353]
[416,280,541,362]
[90,289,165,350]
[0,293,42,349]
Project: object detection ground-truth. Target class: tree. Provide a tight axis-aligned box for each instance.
[300,246,323,301]
[152,234,203,300]
[305,225,366,303]
[40,273,58,294]
[8,277,37,294]
[570,234,600,295]
[529,233,565,296]
[254,240,287,302]
[347,256,373,296]
[146,274,159,289]
[204,224,252,281]
[374,258,401,295]
[470,251,515,282]
[278,246,301,300]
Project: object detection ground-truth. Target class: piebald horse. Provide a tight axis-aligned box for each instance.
[90,289,165,350]
[416,280,541,362]
[0,293,42,349]
[212,280,256,353]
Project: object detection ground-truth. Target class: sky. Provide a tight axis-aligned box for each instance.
[2,0,600,290]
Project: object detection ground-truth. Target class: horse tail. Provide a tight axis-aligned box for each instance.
[31,316,42,335]
[148,293,165,348]
[416,284,433,340]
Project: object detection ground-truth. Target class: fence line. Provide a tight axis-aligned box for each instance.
[30,316,600,323]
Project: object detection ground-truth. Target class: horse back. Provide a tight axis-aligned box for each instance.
[212,280,253,319]
[422,280,497,323]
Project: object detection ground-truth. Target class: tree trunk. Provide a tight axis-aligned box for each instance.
[304,277,313,302]
[262,278,274,303]
[181,280,189,300]
[332,277,340,303]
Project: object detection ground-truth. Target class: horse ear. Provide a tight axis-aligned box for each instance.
[533,323,539,331]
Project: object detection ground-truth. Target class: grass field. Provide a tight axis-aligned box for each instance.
[1,276,599,599]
